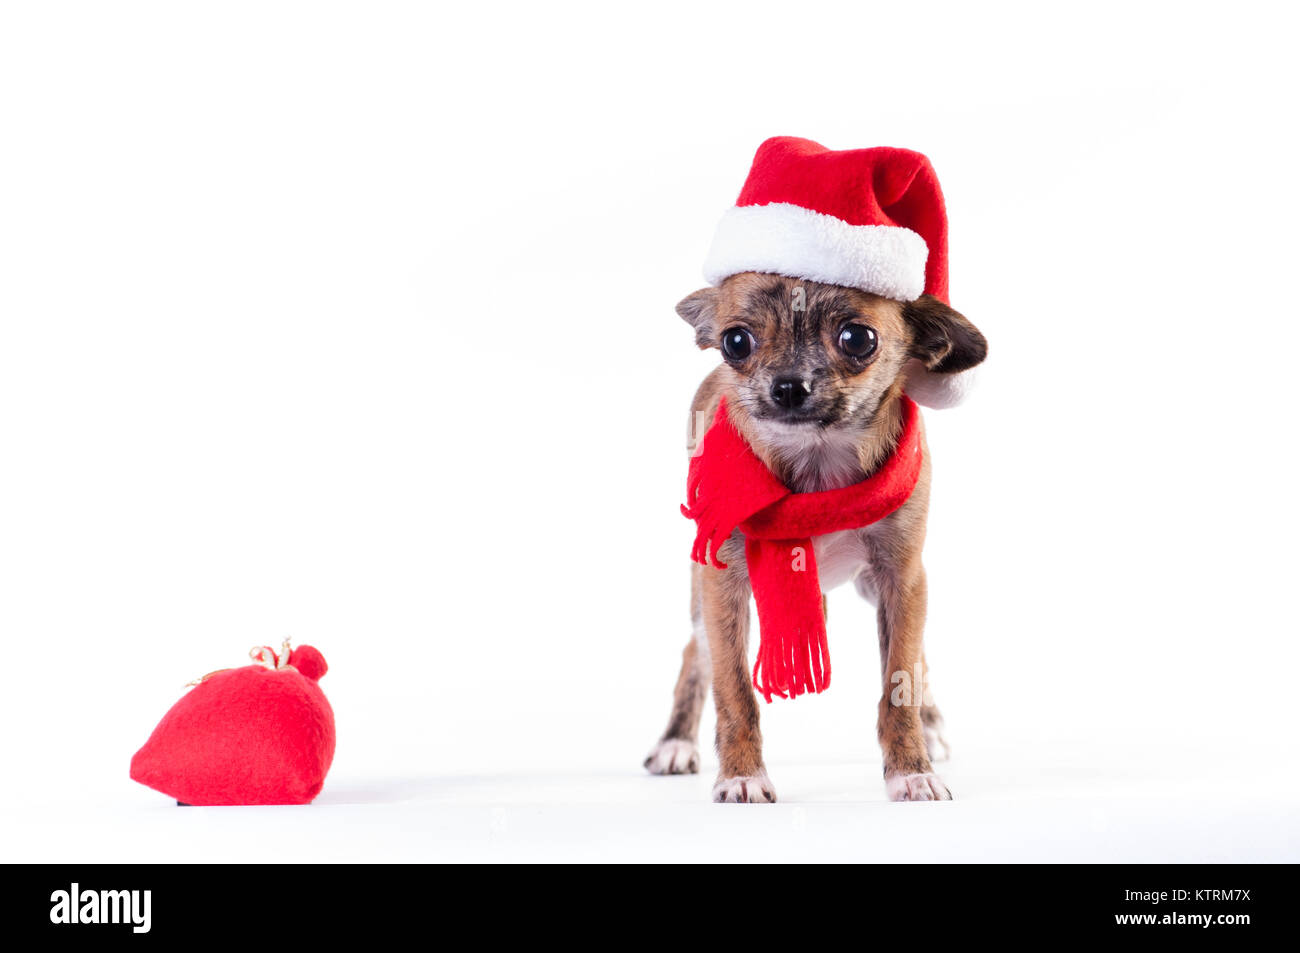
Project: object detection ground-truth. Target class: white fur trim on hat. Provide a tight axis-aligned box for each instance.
[702,202,929,302]
[903,359,978,410]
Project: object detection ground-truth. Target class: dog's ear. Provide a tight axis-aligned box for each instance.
[676,288,719,350]
[902,295,988,374]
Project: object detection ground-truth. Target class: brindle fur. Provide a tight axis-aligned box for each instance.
[646,272,986,802]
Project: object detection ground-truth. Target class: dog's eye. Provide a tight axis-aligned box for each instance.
[838,323,878,358]
[721,327,756,361]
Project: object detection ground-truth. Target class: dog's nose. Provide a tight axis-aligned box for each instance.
[771,377,813,409]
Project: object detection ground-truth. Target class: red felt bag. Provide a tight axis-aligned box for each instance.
[130,641,335,806]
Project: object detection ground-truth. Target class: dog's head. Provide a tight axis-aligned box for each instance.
[678,272,987,429]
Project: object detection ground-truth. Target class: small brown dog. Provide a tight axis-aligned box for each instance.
[644,271,987,802]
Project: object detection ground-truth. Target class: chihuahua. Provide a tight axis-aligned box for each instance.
[644,271,987,802]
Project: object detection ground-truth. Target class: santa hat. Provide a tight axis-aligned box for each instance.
[702,137,972,409]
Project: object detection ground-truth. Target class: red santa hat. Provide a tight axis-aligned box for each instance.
[702,137,972,409]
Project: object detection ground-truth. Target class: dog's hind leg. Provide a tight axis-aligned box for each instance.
[644,564,711,775]
[918,653,951,763]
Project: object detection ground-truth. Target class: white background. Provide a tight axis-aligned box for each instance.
[2,1,1297,862]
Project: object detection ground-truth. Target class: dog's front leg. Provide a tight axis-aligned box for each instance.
[702,545,776,803]
[876,563,952,801]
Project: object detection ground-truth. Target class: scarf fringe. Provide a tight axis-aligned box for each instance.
[745,535,832,702]
[752,621,831,702]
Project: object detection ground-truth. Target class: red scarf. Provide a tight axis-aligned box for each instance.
[681,396,923,701]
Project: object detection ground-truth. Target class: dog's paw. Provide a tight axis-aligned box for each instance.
[885,772,952,802]
[712,771,776,803]
[643,738,700,775]
[923,721,951,763]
